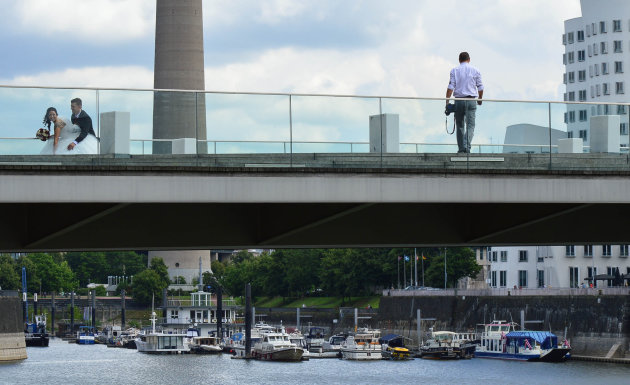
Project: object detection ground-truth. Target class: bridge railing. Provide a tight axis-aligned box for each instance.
[1,85,629,170]
[385,287,630,296]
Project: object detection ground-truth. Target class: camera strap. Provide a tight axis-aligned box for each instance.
[445,116,455,135]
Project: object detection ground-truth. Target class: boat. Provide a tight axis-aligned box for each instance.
[76,326,96,345]
[189,336,223,354]
[252,326,304,362]
[475,320,571,362]
[288,330,310,360]
[305,327,326,353]
[316,334,346,358]
[379,334,412,360]
[24,314,50,347]
[419,329,476,359]
[135,311,189,354]
[226,323,272,358]
[340,328,382,360]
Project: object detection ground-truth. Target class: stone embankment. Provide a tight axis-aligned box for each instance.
[0,291,27,362]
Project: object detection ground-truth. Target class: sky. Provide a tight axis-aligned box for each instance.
[0,0,583,153]
[0,0,582,100]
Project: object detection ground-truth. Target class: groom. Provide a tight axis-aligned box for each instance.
[67,97,95,151]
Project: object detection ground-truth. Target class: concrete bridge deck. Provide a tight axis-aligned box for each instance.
[1,153,630,251]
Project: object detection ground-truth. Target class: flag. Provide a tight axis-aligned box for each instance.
[404,255,410,262]
[398,256,402,261]
[415,255,419,261]
[422,255,427,260]
[524,339,532,349]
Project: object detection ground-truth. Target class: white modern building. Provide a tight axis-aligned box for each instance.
[563,0,630,150]
[488,245,630,289]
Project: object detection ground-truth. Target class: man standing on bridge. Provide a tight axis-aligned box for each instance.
[446,52,484,154]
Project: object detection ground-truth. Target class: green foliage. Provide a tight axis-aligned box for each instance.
[423,248,481,288]
[0,254,20,290]
[23,253,77,293]
[172,276,187,284]
[65,251,146,287]
[132,269,168,305]
[94,286,107,296]
[149,257,170,285]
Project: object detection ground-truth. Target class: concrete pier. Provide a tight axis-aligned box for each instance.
[0,291,27,362]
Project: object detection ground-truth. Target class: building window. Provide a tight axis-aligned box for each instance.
[577,30,585,41]
[563,73,567,84]
[595,63,600,76]
[170,310,179,319]
[566,245,575,256]
[602,244,612,256]
[568,72,575,83]
[586,24,591,36]
[601,42,608,54]
[569,267,579,288]
[617,105,627,115]
[579,110,587,121]
[568,131,574,139]
[568,92,575,102]
[567,32,575,44]
[584,244,593,256]
[562,34,567,45]
[614,41,623,53]
[578,70,586,82]
[620,245,629,257]
[616,82,624,94]
[518,250,528,262]
[607,267,614,287]
[578,50,585,61]
[603,83,610,95]
[499,271,507,287]
[568,51,575,63]
[602,62,609,74]
[491,251,498,262]
[615,61,623,73]
[518,270,528,288]
[537,256,544,263]
[621,123,628,135]
[500,251,507,262]
[579,90,587,101]
[569,111,576,123]
[588,267,598,288]
[596,84,601,96]
[491,270,497,287]
[588,44,593,57]
[593,43,599,55]
[600,21,607,34]
[563,53,567,65]
[592,23,597,35]
[537,270,545,288]
[613,20,622,32]
[579,129,588,141]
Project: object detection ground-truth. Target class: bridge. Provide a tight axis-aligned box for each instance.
[1,86,630,251]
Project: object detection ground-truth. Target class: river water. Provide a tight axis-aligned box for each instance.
[2,339,629,385]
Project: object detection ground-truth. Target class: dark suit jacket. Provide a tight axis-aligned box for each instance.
[71,110,96,143]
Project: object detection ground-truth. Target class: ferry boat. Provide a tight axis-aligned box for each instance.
[252,326,304,362]
[475,320,571,362]
[135,312,189,354]
[340,329,382,360]
[76,326,96,345]
[419,330,476,359]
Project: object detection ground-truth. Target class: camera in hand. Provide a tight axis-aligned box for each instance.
[445,103,456,116]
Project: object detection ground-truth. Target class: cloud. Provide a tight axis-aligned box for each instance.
[12,0,155,43]
[2,66,153,89]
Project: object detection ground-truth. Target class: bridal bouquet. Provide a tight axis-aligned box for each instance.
[36,128,50,141]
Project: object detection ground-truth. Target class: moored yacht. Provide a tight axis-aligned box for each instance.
[341,329,382,360]
[189,336,222,354]
[315,334,346,358]
[252,326,304,362]
[419,329,476,359]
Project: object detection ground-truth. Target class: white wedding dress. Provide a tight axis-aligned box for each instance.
[39,116,98,155]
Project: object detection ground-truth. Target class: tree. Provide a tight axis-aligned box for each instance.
[132,269,168,305]
[424,248,481,288]
[149,257,170,285]
[0,255,19,290]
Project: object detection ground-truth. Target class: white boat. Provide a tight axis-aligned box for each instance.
[419,329,476,359]
[341,329,382,360]
[316,334,346,358]
[305,327,326,353]
[288,331,310,360]
[226,323,272,358]
[475,320,571,362]
[189,336,222,354]
[252,326,304,362]
[135,311,189,354]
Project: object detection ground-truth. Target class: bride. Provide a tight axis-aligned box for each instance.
[40,107,98,155]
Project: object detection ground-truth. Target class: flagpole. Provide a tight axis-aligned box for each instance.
[422,253,425,287]
[444,247,447,289]
[414,248,418,287]
[397,256,400,289]
[403,256,406,289]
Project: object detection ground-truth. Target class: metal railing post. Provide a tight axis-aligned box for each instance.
[379,97,383,168]
[548,102,552,170]
[96,89,100,156]
[289,94,293,166]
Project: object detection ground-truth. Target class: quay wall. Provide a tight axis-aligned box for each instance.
[378,295,630,357]
[0,292,27,362]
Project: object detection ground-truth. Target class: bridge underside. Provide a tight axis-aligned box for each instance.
[2,201,628,252]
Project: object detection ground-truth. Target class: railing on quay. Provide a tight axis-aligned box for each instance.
[385,287,630,297]
[2,84,630,171]
[165,298,238,308]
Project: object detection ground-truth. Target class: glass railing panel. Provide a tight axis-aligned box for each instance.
[203,93,290,156]
[0,87,97,156]
[290,95,381,167]
[97,89,154,155]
